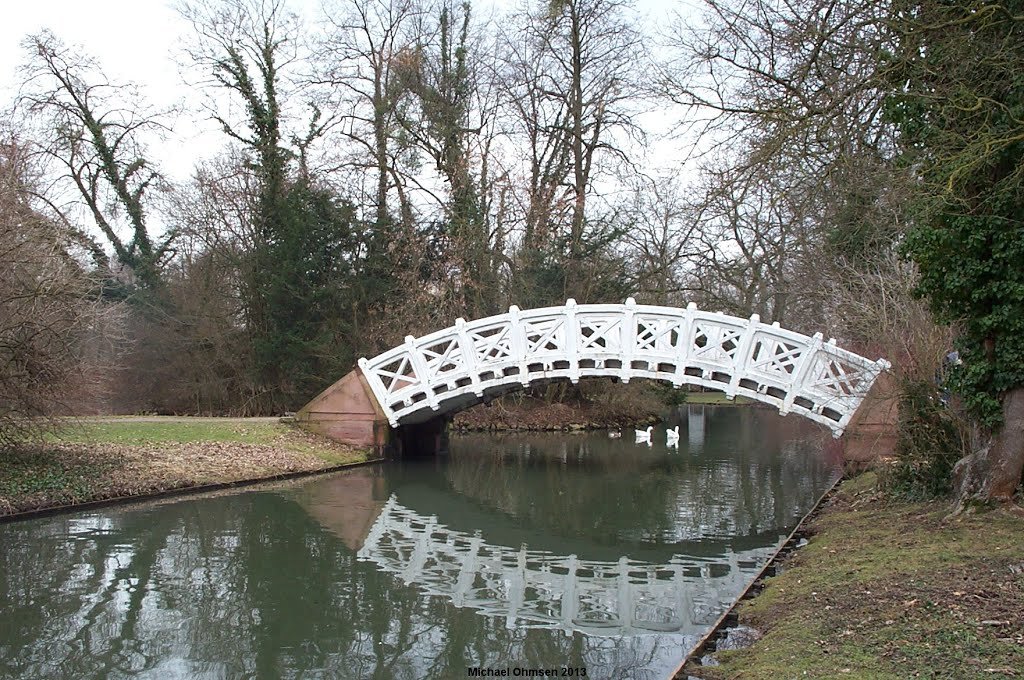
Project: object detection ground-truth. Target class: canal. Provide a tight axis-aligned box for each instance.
[0,406,839,679]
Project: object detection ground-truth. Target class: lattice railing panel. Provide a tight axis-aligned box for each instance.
[420,337,463,379]
[749,335,803,378]
[358,299,890,436]
[522,316,567,356]
[576,315,623,352]
[470,324,513,363]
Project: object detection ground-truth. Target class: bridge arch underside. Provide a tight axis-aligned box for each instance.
[359,302,891,438]
[396,367,828,429]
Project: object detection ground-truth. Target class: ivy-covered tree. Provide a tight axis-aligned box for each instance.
[888,0,1024,505]
[19,32,176,297]
[255,180,364,404]
[181,0,362,411]
[395,1,500,318]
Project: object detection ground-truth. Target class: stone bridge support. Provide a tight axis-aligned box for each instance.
[295,368,447,456]
[295,368,392,451]
[835,371,899,467]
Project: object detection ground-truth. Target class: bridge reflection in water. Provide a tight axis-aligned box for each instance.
[357,494,778,638]
[688,405,706,452]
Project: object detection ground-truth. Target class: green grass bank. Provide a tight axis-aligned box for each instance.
[1,417,373,516]
[685,472,1024,679]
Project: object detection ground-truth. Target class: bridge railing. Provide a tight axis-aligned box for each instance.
[358,299,890,436]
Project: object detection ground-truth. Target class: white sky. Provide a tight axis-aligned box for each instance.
[0,1,186,97]
[2,0,203,181]
[0,0,699,184]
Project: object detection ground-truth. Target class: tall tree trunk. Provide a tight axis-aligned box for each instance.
[373,69,390,232]
[568,2,586,298]
[953,386,1024,509]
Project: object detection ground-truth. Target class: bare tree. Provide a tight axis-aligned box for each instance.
[498,0,646,304]
[681,158,815,327]
[660,0,894,172]
[619,175,702,305]
[658,0,905,330]
[18,31,176,294]
[318,0,423,232]
[0,140,107,447]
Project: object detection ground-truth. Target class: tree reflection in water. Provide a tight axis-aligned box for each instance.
[0,407,838,679]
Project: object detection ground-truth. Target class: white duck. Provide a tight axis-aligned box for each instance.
[634,426,653,444]
[608,430,622,439]
[666,425,680,447]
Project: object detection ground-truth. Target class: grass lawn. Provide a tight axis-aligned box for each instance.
[686,472,1024,679]
[1,418,375,516]
[51,418,359,463]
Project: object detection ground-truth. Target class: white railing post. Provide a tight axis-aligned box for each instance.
[453,535,482,607]
[404,335,440,411]
[673,302,697,387]
[509,305,530,386]
[506,546,527,629]
[727,314,760,399]
[782,332,822,415]
[564,299,580,383]
[358,357,397,426]
[621,297,637,383]
[454,317,484,397]
[402,515,435,584]
[617,556,631,628]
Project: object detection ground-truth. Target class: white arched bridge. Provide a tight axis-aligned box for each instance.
[297,299,891,449]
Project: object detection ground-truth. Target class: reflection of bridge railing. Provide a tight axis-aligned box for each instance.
[357,495,781,637]
[358,299,889,435]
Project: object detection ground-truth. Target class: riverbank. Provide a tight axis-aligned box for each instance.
[683,472,1024,679]
[452,397,660,431]
[0,418,373,517]
[451,386,754,431]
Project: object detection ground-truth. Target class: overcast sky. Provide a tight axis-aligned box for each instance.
[1,1,188,112]
[1,0,696,183]
[1,0,287,180]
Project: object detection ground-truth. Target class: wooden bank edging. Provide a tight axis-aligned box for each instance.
[0,455,385,525]
[667,474,846,680]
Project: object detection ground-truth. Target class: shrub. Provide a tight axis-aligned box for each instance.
[884,380,967,499]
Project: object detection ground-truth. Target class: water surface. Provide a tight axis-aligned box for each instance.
[0,406,839,679]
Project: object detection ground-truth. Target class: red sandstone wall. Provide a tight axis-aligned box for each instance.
[296,368,391,449]
[842,371,899,464]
